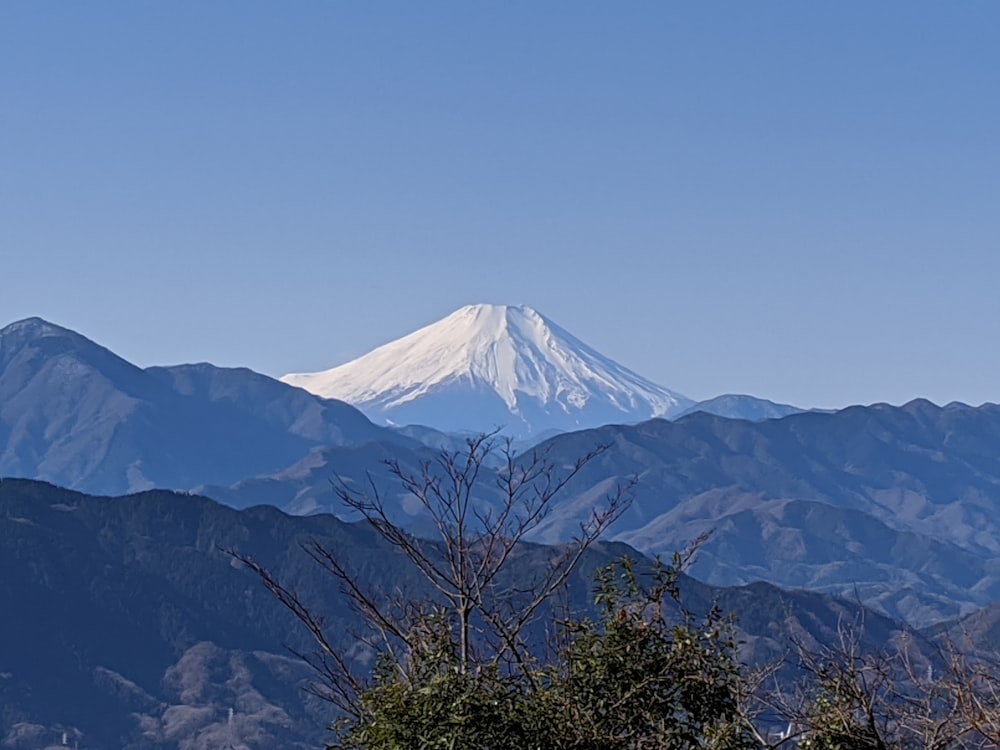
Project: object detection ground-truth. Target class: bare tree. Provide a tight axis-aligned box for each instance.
[755,620,993,750]
[232,430,633,720]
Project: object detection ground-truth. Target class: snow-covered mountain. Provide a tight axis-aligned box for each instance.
[280,304,694,436]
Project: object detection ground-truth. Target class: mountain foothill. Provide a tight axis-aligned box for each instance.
[2,308,999,748]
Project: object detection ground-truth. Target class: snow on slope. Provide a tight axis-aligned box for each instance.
[281,304,693,436]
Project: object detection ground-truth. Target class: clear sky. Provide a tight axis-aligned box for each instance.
[1,2,997,409]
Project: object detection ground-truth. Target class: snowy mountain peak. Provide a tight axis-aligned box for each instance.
[281,304,693,436]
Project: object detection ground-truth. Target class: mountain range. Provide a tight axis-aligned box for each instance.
[0,313,799,497]
[0,478,929,750]
[194,398,1000,626]
[3,314,1000,628]
[4,310,1000,745]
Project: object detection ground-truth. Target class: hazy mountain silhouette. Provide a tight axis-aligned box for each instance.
[0,318,403,495]
[213,400,1000,625]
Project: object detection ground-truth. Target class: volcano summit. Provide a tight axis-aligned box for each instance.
[281,304,693,436]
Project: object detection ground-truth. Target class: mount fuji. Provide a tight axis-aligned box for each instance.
[281,304,694,436]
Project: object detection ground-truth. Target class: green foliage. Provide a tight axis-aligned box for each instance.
[332,607,534,750]
[541,555,755,750]
[331,556,756,750]
[341,660,529,750]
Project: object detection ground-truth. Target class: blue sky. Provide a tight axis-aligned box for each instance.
[1,2,997,408]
